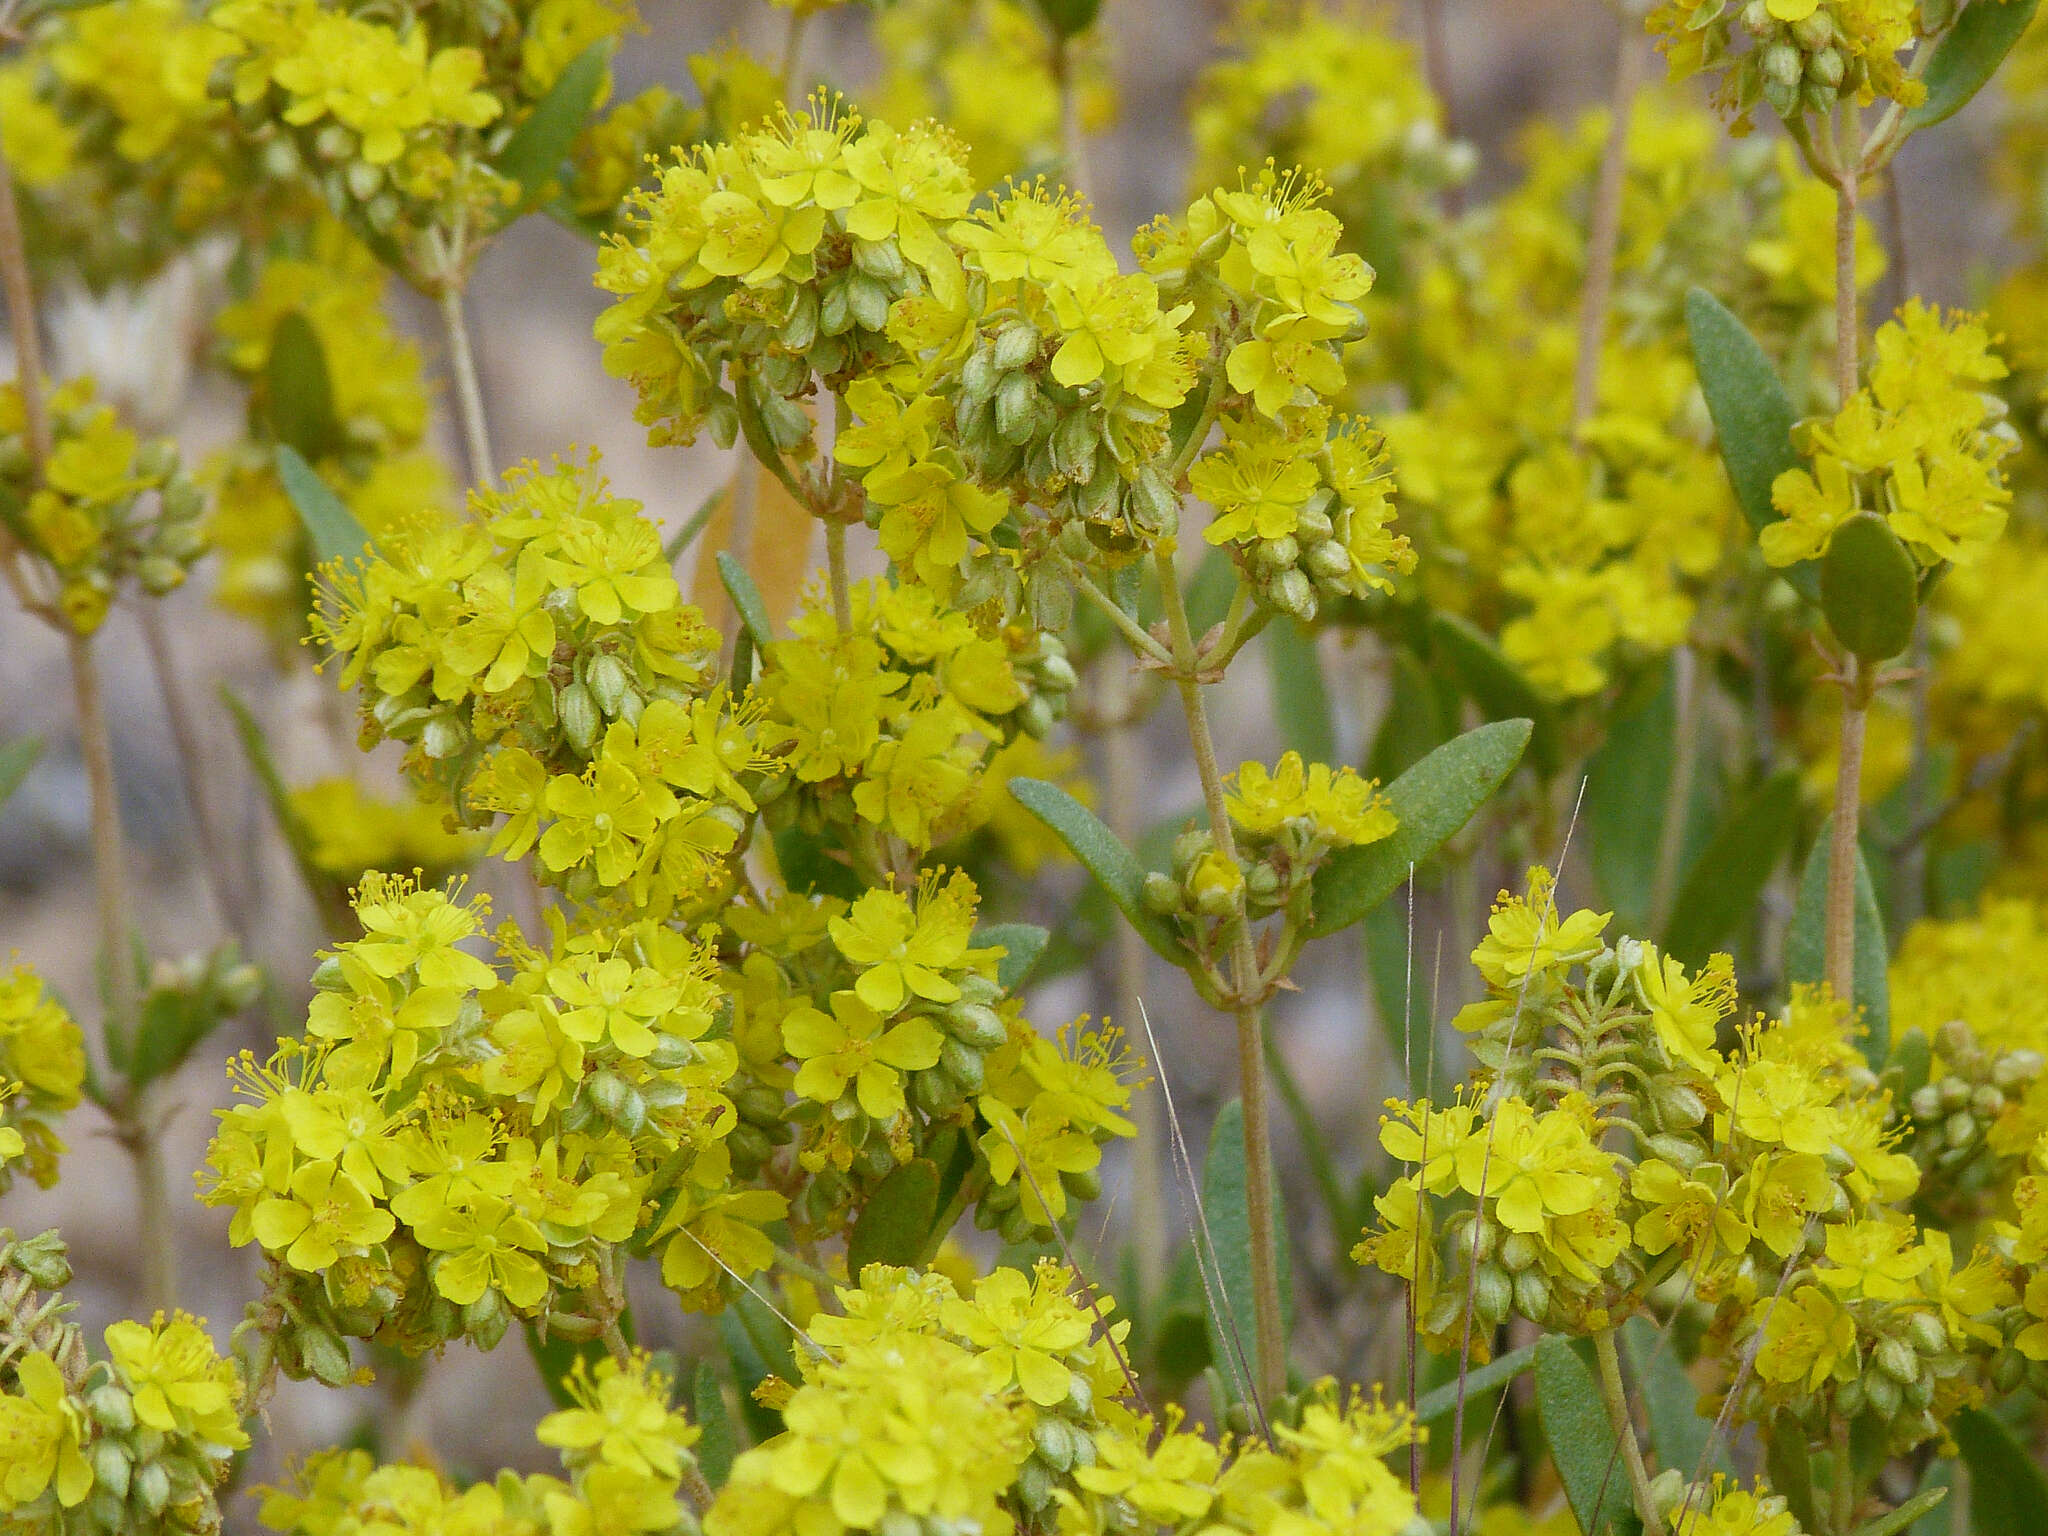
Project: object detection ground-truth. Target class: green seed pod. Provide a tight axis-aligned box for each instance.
[1062,1164,1102,1203]
[1645,1133,1705,1172]
[1033,1416,1076,1471]
[1789,9,1834,47]
[1739,0,1773,33]
[1876,1335,1919,1384]
[1513,1270,1550,1322]
[134,1460,173,1517]
[945,1002,1010,1050]
[1268,568,1315,621]
[86,1384,135,1433]
[1253,535,1299,574]
[1909,1084,1943,1121]
[1498,1231,1539,1273]
[421,714,466,760]
[1653,1082,1709,1128]
[1304,540,1352,581]
[1864,1372,1901,1420]
[1821,513,1918,661]
[999,1205,1038,1246]
[1761,43,1804,87]
[727,1123,773,1168]
[994,322,1041,372]
[1474,1264,1513,1326]
[91,1438,132,1501]
[847,274,892,333]
[1835,1376,1867,1418]
[1037,653,1079,694]
[962,347,1000,404]
[586,652,632,717]
[1761,77,1801,119]
[1806,46,1845,88]
[1906,1312,1947,1356]
[1945,1110,1977,1148]
[1939,1074,1972,1110]
[939,1039,986,1092]
[1143,870,1183,914]
[1066,1373,1093,1418]
[915,1070,966,1117]
[1972,1084,2006,1119]
[996,372,1039,445]
[1019,695,1058,738]
[559,682,600,754]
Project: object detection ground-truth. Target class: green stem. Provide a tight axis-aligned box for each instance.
[1833,108,1862,410]
[1647,643,1699,933]
[778,5,811,106]
[826,520,852,635]
[1152,541,1286,1406]
[1593,1327,1665,1536]
[439,283,496,490]
[1068,560,1172,665]
[121,1099,179,1314]
[1826,655,1870,1003]
[67,626,139,1066]
[1831,1415,1855,1535]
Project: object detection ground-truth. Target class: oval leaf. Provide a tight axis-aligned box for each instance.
[1787,814,1891,1063]
[1307,719,1533,939]
[693,1361,737,1485]
[1411,1340,1539,1425]
[1822,514,1918,661]
[1266,619,1336,766]
[1429,613,1554,769]
[266,311,340,461]
[277,444,372,569]
[1685,287,1819,602]
[715,550,776,651]
[1953,1406,2048,1535]
[847,1157,940,1277]
[1906,0,2041,130]
[974,922,1049,992]
[1661,771,1802,965]
[1533,1335,1641,1536]
[1622,1316,1728,1479]
[1008,777,1183,962]
[1586,660,1680,933]
[494,42,611,215]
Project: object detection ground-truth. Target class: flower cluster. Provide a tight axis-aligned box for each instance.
[0,376,207,633]
[1765,301,2016,568]
[0,965,85,1194]
[208,0,641,287]
[1651,0,1929,124]
[0,1232,247,1534]
[257,1351,701,1536]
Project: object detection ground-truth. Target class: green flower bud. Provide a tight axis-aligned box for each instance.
[1143,870,1183,914]
[1653,1083,1709,1128]
[1973,1084,2006,1119]
[1789,10,1834,47]
[1267,567,1315,621]
[999,1205,1038,1245]
[91,1437,131,1501]
[1645,1133,1706,1172]
[1906,1312,1947,1356]
[1304,540,1352,581]
[586,653,632,717]
[1037,653,1079,694]
[994,322,1041,372]
[86,1384,134,1433]
[939,1038,986,1092]
[1806,46,1845,88]
[1909,1084,1943,1120]
[962,347,999,404]
[847,274,892,333]
[1513,1270,1550,1321]
[1253,536,1299,574]
[1033,1416,1076,1471]
[996,373,1039,444]
[1864,1372,1901,1420]
[945,1002,1010,1050]
[1876,1335,1919,1384]
[1061,1164,1102,1203]
[344,159,383,202]
[1498,1231,1539,1272]
[1740,0,1773,33]
[914,1070,966,1117]
[1761,43,1803,87]
[1018,695,1058,738]
[1835,1377,1867,1418]
[1474,1264,1513,1326]
[559,682,599,754]
[134,1460,172,1517]
[300,1325,352,1387]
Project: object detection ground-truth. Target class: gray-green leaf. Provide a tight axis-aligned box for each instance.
[494,42,612,215]
[1906,0,2042,131]
[266,311,340,462]
[974,922,1049,991]
[1199,1098,1293,1397]
[1954,1407,2048,1534]
[1008,777,1183,962]
[1306,719,1532,939]
[1533,1336,1641,1536]
[276,444,372,569]
[1660,770,1801,965]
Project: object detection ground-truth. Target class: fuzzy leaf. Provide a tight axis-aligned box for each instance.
[1907,0,2042,130]
[1660,770,1802,965]
[1008,777,1183,961]
[276,444,372,569]
[494,42,611,213]
[847,1158,940,1277]
[715,550,776,651]
[1429,613,1553,768]
[693,1361,738,1483]
[1787,815,1891,1063]
[1622,1317,1727,1479]
[1585,662,1679,933]
[1534,1336,1641,1536]
[1822,513,1919,661]
[1306,719,1532,938]
[975,922,1050,991]
[1953,1407,2048,1534]
[0,734,41,811]
[1411,1341,1538,1425]
[1854,1487,1948,1536]
[1685,288,1818,602]
[266,311,340,462]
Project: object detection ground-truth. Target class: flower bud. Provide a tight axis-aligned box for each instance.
[91,1438,132,1501]
[1653,1082,1708,1128]
[421,714,466,760]
[1806,46,1845,88]
[1474,1264,1512,1326]
[1033,1416,1076,1470]
[999,1205,1038,1245]
[1266,568,1315,621]
[993,322,1041,372]
[996,373,1039,444]
[300,1325,352,1386]
[1499,1231,1539,1273]
[86,1384,135,1432]
[586,653,632,717]
[945,1002,1009,1050]
[1876,1335,1919,1384]
[1973,1084,2006,1119]
[1762,43,1803,87]
[1864,1372,1901,1420]
[1513,1270,1550,1321]
[1062,1165,1102,1203]
[1305,540,1352,581]
[1740,0,1773,33]
[1790,10,1834,48]
[135,1460,172,1517]
[1253,536,1299,575]
[939,1039,986,1092]
[1907,1312,1947,1356]
[1143,870,1183,914]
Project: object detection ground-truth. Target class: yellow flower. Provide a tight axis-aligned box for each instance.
[104,1312,248,1449]
[784,990,943,1120]
[0,1351,92,1510]
[249,1160,395,1271]
[938,1262,1094,1406]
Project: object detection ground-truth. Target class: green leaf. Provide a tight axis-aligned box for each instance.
[974,923,1049,991]
[1660,771,1801,965]
[717,1304,786,1444]
[716,551,775,651]
[1429,613,1553,769]
[693,1361,737,1484]
[1906,0,2041,130]
[1411,1340,1539,1424]
[664,484,727,564]
[1307,719,1532,939]
[276,444,372,569]
[1910,1464,1956,1536]
[1534,1336,1641,1536]
[1199,1098,1293,1394]
[1854,1487,1949,1536]
[1786,816,1891,1063]
[266,311,340,461]
[0,735,42,811]
[221,685,347,922]
[1586,661,1680,934]
[1767,1410,1821,1534]
[1621,1317,1726,1479]
[1008,777,1183,962]
[1954,1406,2048,1534]
[847,1158,940,1278]
[1266,620,1335,766]
[1150,1306,1212,1396]
[1026,0,1102,36]
[1822,513,1919,661]
[1685,287,1818,603]
[493,42,611,214]
[1185,545,1237,634]
[126,946,246,1089]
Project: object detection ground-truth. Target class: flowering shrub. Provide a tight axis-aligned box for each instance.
[6,1,2048,1534]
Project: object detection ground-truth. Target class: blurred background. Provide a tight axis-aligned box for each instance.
[0,0,2019,1505]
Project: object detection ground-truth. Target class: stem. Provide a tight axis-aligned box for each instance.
[1050,32,1090,204]
[1833,110,1862,409]
[825,520,852,635]
[1826,660,1868,1007]
[439,283,496,490]
[1152,541,1286,1406]
[778,5,811,106]
[68,626,139,1062]
[1068,561,1173,665]
[1573,22,1643,431]
[123,1103,179,1313]
[139,600,254,949]
[1647,644,1699,932]
[1594,1327,1666,1536]
[0,144,50,467]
